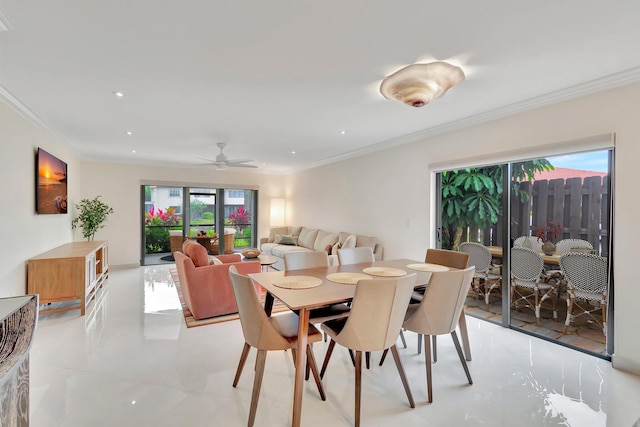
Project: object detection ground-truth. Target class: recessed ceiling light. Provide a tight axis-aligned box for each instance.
[131,150,136,154]
[291,151,296,154]
[112,91,125,97]
[340,130,346,135]
[125,131,132,135]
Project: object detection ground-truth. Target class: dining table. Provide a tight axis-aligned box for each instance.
[248,258,446,427]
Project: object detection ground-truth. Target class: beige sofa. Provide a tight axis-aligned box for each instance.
[259,226,383,270]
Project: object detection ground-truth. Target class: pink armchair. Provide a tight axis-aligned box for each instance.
[174,240,261,320]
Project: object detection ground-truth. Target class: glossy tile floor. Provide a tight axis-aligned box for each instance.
[30,265,640,427]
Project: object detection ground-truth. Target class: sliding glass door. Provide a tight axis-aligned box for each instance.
[142,186,258,265]
[436,149,613,358]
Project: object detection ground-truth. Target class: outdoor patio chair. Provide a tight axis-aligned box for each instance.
[459,242,502,311]
[511,247,558,326]
[559,253,608,336]
[513,235,544,251]
[555,238,593,254]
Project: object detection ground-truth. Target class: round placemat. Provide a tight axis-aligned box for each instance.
[407,263,450,272]
[326,272,372,285]
[272,276,323,289]
[362,267,407,277]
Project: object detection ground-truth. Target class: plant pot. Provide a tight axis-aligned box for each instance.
[542,241,556,256]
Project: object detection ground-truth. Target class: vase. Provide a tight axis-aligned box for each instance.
[542,241,556,256]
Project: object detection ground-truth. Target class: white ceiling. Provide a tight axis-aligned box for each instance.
[1,1,640,173]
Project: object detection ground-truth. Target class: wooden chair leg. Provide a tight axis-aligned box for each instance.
[307,345,326,401]
[320,339,336,379]
[378,348,388,366]
[424,334,433,403]
[355,350,362,427]
[233,342,251,387]
[391,345,415,408]
[451,331,473,385]
[432,335,437,363]
[249,349,267,427]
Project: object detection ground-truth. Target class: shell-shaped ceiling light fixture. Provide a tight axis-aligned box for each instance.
[380,61,465,108]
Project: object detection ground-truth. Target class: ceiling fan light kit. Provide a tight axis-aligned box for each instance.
[380,61,465,108]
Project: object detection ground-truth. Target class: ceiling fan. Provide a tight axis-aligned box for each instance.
[201,142,257,170]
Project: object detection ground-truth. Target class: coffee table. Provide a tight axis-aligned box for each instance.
[243,254,278,272]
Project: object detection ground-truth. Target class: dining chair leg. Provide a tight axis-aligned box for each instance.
[320,339,336,379]
[424,334,433,403]
[233,342,251,387]
[417,333,422,354]
[458,311,472,361]
[307,345,326,401]
[451,331,473,385]
[400,329,407,348]
[249,349,267,427]
[365,351,371,369]
[355,350,362,427]
[391,344,415,408]
[378,348,388,366]
[432,335,437,363]
[348,349,356,367]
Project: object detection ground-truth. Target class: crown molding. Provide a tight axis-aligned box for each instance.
[294,66,640,174]
[0,84,76,149]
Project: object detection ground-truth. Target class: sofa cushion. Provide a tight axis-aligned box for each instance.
[356,234,377,250]
[183,240,209,267]
[298,227,319,250]
[208,255,223,265]
[270,244,312,258]
[342,234,357,249]
[268,226,289,243]
[314,230,339,252]
[289,226,303,237]
[276,234,298,245]
[260,242,277,255]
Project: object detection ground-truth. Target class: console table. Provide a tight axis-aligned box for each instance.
[0,295,38,426]
[27,241,109,315]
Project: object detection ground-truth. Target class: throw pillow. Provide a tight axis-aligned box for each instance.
[277,234,298,245]
[324,244,333,255]
[342,234,357,249]
[332,241,342,255]
[208,255,223,265]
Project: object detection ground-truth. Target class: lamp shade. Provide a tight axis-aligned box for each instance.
[270,198,285,227]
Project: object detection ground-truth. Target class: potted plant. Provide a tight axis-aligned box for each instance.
[72,196,114,241]
[534,221,562,255]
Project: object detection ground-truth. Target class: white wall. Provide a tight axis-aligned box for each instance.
[0,102,79,296]
[287,83,640,374]
[75,162,286,266]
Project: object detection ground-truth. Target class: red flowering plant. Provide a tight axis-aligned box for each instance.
[145,205,180,227]
[227,207,251,234]
[534,221,561,243]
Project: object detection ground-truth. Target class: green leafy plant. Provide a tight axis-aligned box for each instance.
[71,196,114,241]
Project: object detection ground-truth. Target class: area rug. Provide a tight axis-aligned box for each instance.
[169,268,290,328]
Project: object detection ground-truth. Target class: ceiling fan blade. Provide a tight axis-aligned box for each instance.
[227,159,253,165]
[228,163,258,168]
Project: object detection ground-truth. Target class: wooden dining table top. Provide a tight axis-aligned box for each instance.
[248,258,436,311]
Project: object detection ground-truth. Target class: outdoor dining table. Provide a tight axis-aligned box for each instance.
[486,245,562,265]
[248,258,439,427]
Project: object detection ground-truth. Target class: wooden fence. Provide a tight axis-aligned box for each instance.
[468,176,610,257]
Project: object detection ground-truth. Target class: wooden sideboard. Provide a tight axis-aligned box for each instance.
[27,241,109,315]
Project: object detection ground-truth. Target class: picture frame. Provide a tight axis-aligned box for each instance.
[35,147,68,214]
